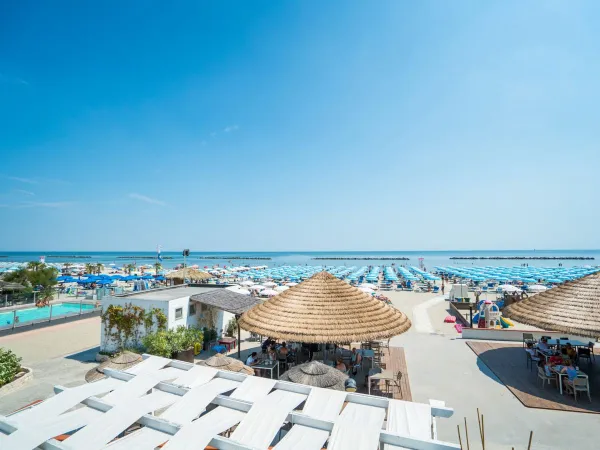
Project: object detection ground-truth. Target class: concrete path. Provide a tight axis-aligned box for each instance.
[386,290,598,450]
[0,317,101,414]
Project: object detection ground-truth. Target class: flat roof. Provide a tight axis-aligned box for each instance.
[116,286,217,301]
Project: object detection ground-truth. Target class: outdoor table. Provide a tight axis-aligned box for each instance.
[254,360,279,379]
[368,369,395,395]
[546,339,587,348]
[218,337,237,352]
[551,367,588,395]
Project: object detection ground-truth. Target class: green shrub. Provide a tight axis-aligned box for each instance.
[225,317,238,337]
[143,326,203,358]
[202,327,218,343]
[0,348,22,387]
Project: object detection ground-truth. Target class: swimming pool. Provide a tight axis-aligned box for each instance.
[0,303,96,326]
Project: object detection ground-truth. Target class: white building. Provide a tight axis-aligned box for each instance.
[100,285,258,352]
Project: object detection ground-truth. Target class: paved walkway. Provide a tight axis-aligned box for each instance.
[385,290,599,450]
[0,317,101,414]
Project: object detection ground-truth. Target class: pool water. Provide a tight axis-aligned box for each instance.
[0,303,95,326]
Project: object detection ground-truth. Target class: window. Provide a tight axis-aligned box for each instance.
[189,304,196,315]
[175,307,183,319]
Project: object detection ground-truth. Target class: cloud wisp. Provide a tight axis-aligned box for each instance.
[12,189,35,196]
[224,125,239,133]
[17,201,75,208]
[128,193,166,206]
[8,176,38,184]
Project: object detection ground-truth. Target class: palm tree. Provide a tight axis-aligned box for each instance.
[154,262,162,275]
[85,263,96,275]
[124,264,135,275]
[27,261,44,272]
[95,263,104,275]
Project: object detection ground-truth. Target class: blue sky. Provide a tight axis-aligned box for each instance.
[1,1,599,251]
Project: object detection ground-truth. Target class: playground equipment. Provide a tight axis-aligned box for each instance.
[472,300,514,329]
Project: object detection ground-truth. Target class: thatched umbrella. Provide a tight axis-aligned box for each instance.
[0,280,26,291]
[238,271,411,343]
[165,268,212,283]
[85,351,142,382]
[198,353,254,375]
[504,272,600,338]
[279,361,348,390]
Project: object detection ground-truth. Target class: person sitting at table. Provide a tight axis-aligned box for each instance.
[548,353,563,366]
[335,357,347,372]
[246,352,259,366]
[262,337,274,354]
[278,342,289,358]
[267,346,277,362]
[565,343,577,361]
[525,342,537,358]
[537,337,550,353]
[351,348,362,375]
[559,360,578,387]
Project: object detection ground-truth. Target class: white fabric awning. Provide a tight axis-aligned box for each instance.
[0,355,458,450]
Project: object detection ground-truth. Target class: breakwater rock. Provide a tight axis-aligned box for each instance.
[449,256,594,260]
[197,256,272,260]
[312,257,410,261]
[116,256,174,260]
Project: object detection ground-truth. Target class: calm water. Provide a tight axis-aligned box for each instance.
[0,250,598,270]
[0,302,95,326]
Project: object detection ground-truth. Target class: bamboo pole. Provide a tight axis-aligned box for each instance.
[457,425,463,450]
[464,417,470,450]
[527,431,533,450]
[476,408,483,443]
[481,414,485,450]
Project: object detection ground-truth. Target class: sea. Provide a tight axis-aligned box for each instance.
[0,250,598,270]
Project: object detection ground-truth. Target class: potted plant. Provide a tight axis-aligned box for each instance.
[142,326,203,363]
[202,327,218,351]
[172,326,203,363]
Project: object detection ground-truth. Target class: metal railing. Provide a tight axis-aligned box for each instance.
[0,299,101,332]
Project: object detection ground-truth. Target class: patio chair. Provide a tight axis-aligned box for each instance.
[526,350,540,371]
[537,366,557,389]
[564,377,591,402]
[386,371,403,398]
[588,342,596,363]
[522,333,536,348]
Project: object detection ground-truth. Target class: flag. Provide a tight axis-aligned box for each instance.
[157,245,163,262]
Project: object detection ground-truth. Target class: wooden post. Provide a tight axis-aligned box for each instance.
[464,417,470,450]
[236,315,241,359]
[527,431,533,450]
[481,414,485,450]
[457,425,463,450]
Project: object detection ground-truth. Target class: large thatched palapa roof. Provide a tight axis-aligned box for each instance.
[238,271,411,343]
[504,272,600,338]
[279,361,348,390]
[165,268,212,281]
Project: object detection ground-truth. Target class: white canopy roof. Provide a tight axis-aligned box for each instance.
[0,355,458,450]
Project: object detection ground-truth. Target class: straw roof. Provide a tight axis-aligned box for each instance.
[197,353,255,375]
[0,280,26,291]
[165,268,212,281]
[504,272,600,338]
[238,271,411,343]
[85,351,142,382]
[279,361,348,390]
